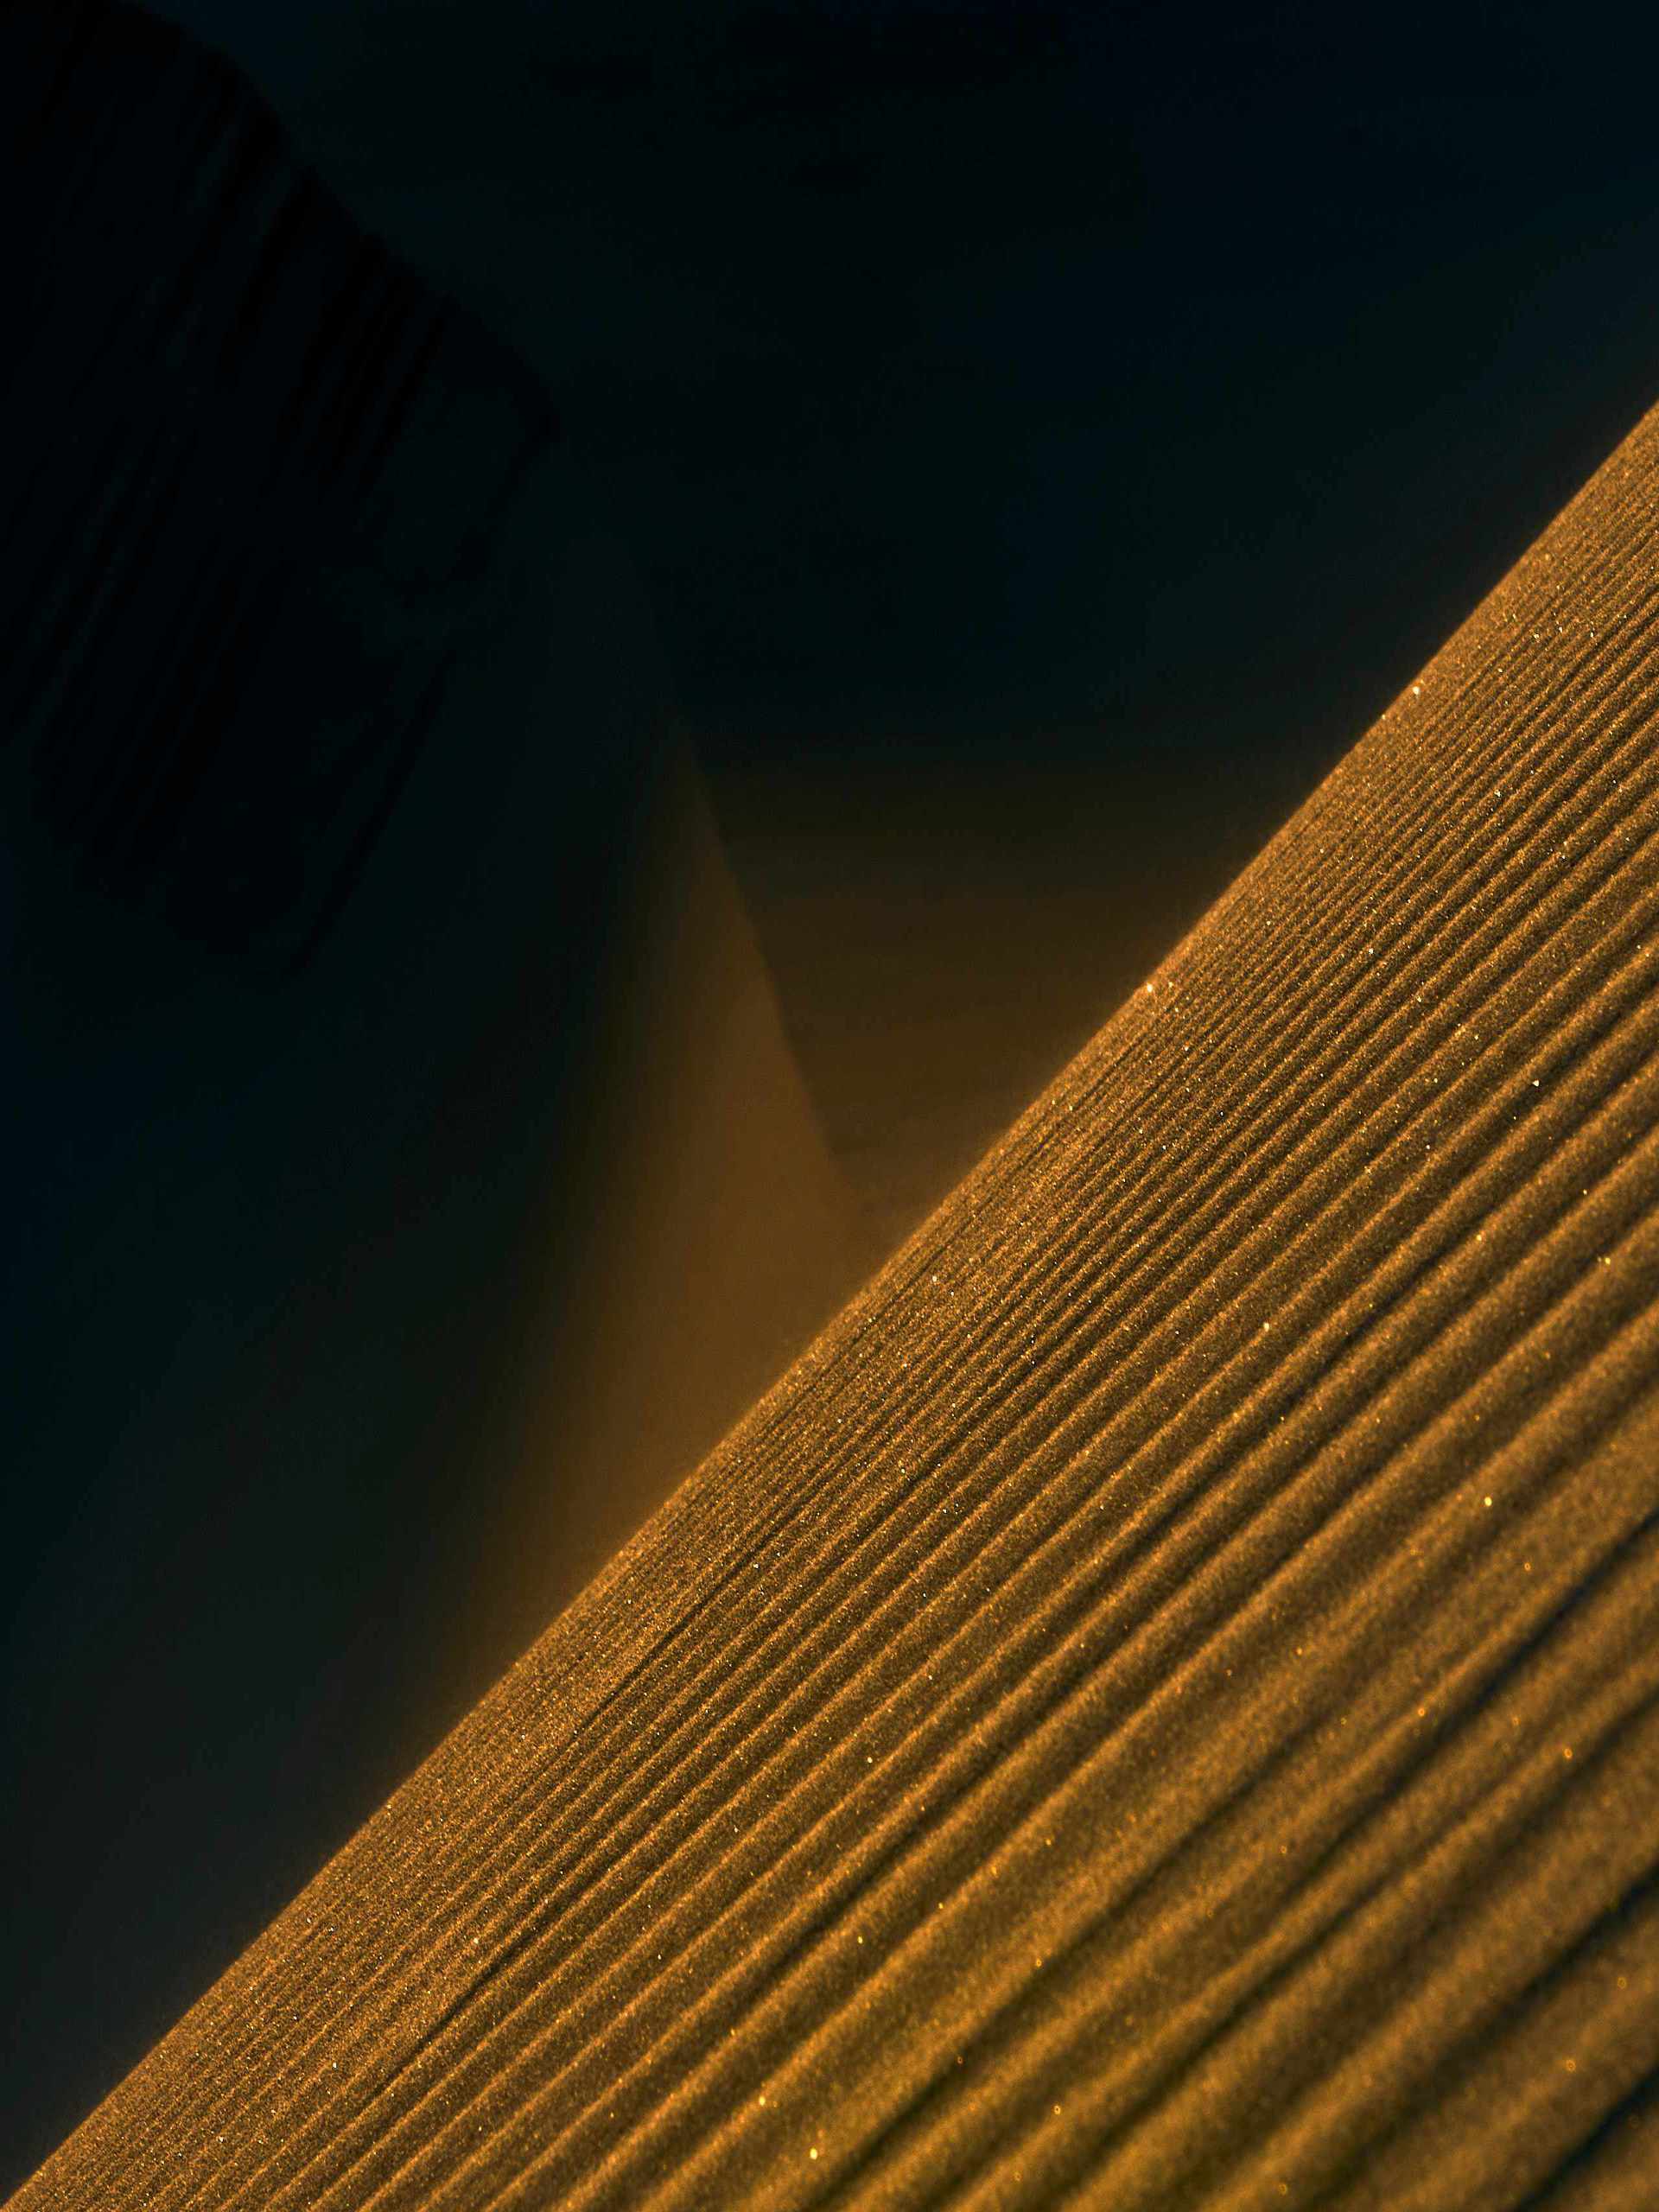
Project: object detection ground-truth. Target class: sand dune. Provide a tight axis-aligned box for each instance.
[17,370,1659,2209]
[1,3,868,2182]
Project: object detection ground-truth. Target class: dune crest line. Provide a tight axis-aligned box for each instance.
[19,393,1659,2209]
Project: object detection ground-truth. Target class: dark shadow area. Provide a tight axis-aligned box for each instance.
[7,0,1659,2191]
[137,0,1659,1229]
[2,6,864,2184]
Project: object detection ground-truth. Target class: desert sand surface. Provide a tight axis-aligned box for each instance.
[2,3,868,2180]
[13,3,1659,2203]
[18,373,1659,2209]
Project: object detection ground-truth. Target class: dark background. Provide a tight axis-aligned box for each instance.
[142,0,1659,1237]
[7,0,1659,2191]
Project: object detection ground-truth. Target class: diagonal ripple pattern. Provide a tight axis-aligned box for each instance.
[16,418,1659,2208]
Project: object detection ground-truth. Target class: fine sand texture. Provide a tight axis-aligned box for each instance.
[16,415,1659,2209]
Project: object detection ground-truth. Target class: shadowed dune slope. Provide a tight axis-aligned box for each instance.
[1,2,869,2181]
[19,392,1659,2205]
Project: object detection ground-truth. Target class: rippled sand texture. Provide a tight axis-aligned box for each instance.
[17,395,1659,2212]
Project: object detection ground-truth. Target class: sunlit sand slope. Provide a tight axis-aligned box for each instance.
[19,398,1659,2208]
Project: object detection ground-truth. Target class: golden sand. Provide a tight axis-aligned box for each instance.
[16,386,1659,2212]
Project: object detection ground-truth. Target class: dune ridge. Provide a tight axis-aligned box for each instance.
[16,395,1659,2205]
